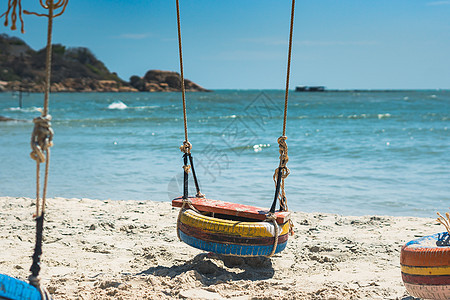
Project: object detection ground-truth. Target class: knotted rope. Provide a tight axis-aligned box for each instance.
[265,213,280,258]
[272,136,294,235]
[30,115,53,222]
[180,140,192,154]
[273,136,290,211]
[175,1,205,200]
[30,115,54,164]
[26,1,67,295]
[269,0,295,236]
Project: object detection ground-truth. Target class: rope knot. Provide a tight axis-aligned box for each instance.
[273,135,290,213]
[277,135,289,165]
[195,192,205,198]
[30,115,54,163]
[180,140,192,154]
[183,164,191,174]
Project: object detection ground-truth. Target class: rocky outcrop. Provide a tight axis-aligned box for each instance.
[0,34,209,93]
[5,79,138,93]
[129,70,210,92]
[0,34,132,92]
[0,115,19,122]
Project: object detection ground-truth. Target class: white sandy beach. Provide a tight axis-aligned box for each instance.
[0,196,441,299]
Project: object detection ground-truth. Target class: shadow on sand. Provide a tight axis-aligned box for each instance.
[137,253,275,284]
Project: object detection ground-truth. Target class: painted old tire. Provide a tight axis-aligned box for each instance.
[177,209,290,257]
[400,232,450,300]
[0,274,41,300]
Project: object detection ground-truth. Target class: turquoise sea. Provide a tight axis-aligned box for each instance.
[0,90,448,217]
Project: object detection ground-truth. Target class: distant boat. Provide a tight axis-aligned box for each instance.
[295,86,325,92]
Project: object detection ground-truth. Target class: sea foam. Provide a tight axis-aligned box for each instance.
[108,101,128,110]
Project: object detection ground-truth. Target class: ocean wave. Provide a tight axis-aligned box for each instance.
[132,105,160,110]
[347,114,368,119]
[220,114,237,119]
[5,106,41,113]
[204,114,239,120]
[55,116,179,125]
[377,113,391,119]
[317,113,393,120]
[108,101,128,110]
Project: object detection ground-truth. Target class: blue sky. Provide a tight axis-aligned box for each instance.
[2,0,450,89]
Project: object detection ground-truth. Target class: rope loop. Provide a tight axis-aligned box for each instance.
[30,115,54,163]
[272,135,291,218]
[273,135,290,183]
[273,166,290,182]
[180,140,192,154]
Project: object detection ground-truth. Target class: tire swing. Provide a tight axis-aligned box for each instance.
[172,0,296,257]
[400,211,450,300]
[0,1,68,299]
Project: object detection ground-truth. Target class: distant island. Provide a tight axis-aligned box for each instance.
[0,34,209,93]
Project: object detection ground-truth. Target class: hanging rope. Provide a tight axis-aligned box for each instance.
[176,0,188,145]
[176,0,204,200]
[273,136,290,211]
[269,0,295,236]
[282,0,295,138]
[25,0,68,296]
[1,0,25,33]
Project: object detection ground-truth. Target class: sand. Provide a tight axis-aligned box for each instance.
[0,196,442,299]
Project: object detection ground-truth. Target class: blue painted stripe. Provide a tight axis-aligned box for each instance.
[405,232,449,247]
[0,274,41,300]
[179,230,287,256]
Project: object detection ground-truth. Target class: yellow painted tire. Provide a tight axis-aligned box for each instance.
[178,209,290,257]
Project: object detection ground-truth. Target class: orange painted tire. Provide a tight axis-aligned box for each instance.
[400,232,450,300]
